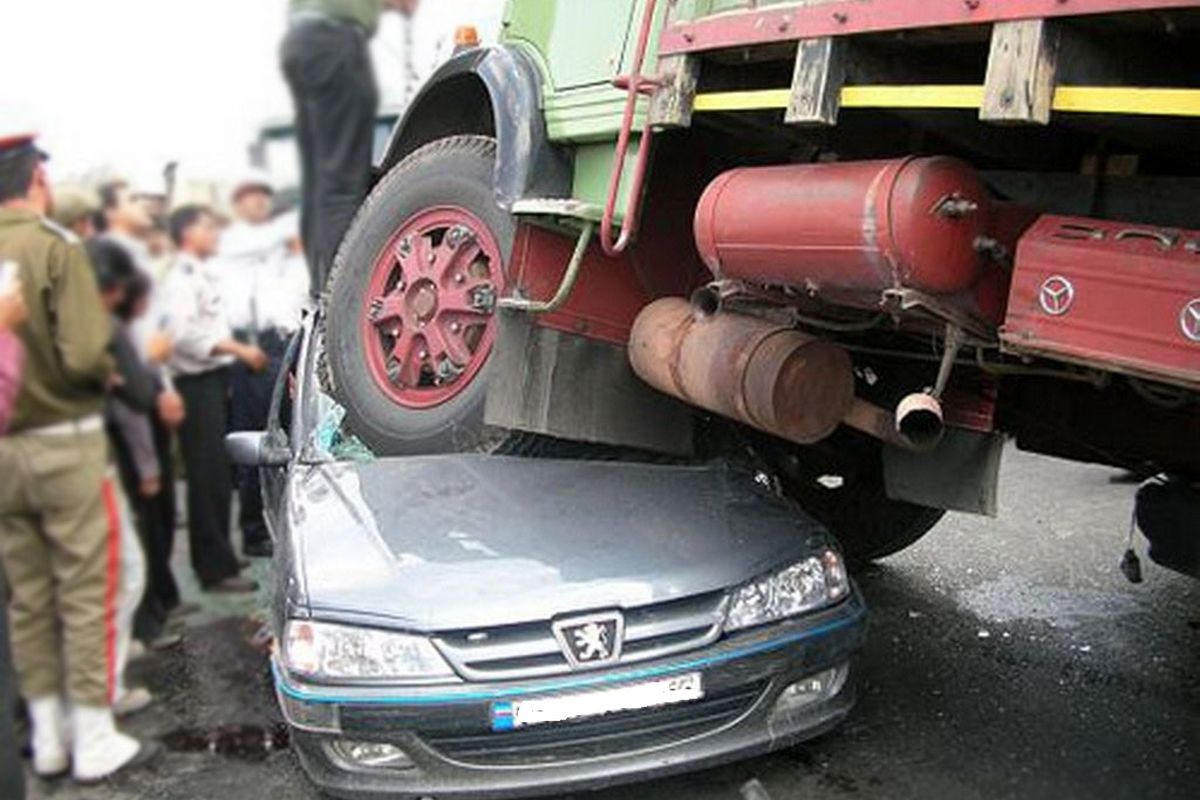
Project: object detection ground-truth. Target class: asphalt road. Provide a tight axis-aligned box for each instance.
[26,448,1200,800]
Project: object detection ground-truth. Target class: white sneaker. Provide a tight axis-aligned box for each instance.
[71,705,156,783]
[114,687,154,718]
[27,696,70,777]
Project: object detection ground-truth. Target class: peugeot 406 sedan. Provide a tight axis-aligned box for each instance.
[228,317,866,799]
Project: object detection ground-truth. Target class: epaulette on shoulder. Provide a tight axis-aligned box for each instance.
[40,217,81,245]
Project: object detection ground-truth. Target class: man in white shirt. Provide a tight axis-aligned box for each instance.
[217,176,310,558]
[162,206,266,594]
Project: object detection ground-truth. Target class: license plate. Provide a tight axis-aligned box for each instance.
[491,672,704,732]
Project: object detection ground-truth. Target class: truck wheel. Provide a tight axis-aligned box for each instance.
[755,430,945,566]
[324,136,513,455]
[806,487,946,567]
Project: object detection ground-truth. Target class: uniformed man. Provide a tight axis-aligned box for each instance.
[163,205,266,594]
[281,0,421,295]
[0,134,158,781]
[217,175,310,559]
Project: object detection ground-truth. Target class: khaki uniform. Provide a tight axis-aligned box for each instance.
[0,208,117,707]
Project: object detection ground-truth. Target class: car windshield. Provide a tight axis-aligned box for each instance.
[301,328,378,464]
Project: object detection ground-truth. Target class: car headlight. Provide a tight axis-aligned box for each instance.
[283,620,455,682]
[725,550,850,632]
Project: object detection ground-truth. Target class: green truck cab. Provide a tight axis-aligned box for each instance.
[324,0,1200,569]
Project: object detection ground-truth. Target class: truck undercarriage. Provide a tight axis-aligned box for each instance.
[322,0,1200,568]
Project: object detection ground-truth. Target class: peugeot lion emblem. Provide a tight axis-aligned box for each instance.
[1039,276,1076,317]
[553,611,624,669]
[1182,298,1200,343]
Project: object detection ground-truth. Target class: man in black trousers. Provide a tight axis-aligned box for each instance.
[162,207,267,594]
[281,0,420,296]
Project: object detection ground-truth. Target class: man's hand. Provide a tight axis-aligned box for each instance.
[0,281,28,331]
[238,343,269,374]
[145,332,173,365]
[157,390,186,430]
[139,476,162,498]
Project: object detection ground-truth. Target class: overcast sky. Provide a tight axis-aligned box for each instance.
[0,0,506,187]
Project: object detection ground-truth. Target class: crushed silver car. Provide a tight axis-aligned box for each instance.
[228,316,866,799]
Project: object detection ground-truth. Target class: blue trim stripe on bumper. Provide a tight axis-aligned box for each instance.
[273,608,865,707]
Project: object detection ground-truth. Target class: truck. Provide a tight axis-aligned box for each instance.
[319,0,1200,570]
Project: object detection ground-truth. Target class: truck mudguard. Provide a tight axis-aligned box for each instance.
[378,45,573,209]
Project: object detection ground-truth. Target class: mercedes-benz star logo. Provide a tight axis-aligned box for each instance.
[553,611,624,669]
[1182,298,1200,343]
[1039,276,1076,317]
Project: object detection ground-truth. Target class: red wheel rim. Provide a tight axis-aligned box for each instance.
[361,206,504,409]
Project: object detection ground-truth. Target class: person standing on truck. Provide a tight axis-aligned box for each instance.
[162,205,266,594]
[281,0,421,295]
[0,134,159,782]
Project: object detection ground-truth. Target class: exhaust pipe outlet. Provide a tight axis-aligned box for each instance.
[629,298,856,446]
[895,393,946,451]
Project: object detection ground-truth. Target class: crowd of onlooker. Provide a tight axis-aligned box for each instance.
[0,137,310,789]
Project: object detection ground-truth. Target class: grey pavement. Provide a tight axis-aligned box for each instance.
[25,448,1200,800]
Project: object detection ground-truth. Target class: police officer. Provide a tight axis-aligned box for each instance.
[281,0,420,295]
[0,134,158,782]
[218,175,310,558]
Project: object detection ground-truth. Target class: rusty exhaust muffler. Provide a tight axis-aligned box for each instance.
[629,298,935,450]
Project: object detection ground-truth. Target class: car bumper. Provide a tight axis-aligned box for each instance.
[275,594,866,799]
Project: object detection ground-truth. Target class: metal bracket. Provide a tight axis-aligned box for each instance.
[498,222,596,314]
[934,323,966,398]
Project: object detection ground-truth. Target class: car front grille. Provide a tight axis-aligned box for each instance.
[432,591,728,682]
[422,680,767,767]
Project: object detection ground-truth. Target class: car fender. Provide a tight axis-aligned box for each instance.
[378,45,573,209]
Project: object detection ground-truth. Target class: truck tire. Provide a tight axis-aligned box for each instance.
[806,488,946,567]
[754,430,945,566]
[324,136,513,456]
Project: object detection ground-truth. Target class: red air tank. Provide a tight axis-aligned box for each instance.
[694,156,996,302]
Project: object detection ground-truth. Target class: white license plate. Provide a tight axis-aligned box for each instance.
[491,672,704,732]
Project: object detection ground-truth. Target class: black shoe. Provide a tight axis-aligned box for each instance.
[243,541,274,559]
[205,576,259,594]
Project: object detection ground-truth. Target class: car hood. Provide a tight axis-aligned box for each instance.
[287,455,831,631]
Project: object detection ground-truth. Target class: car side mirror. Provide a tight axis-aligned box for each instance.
[226,432,291,468]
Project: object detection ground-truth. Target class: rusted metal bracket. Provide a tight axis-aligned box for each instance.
[933,323,967,398]
[498,222,596,314]
[600,0,662,257]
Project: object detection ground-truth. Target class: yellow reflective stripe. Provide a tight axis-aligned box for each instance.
[692,86,1200,117]
[842,85,984,109]
[1051,87,1200,117]
[693,89,791,112]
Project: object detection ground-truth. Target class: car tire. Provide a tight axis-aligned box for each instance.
[323,136,514,456]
